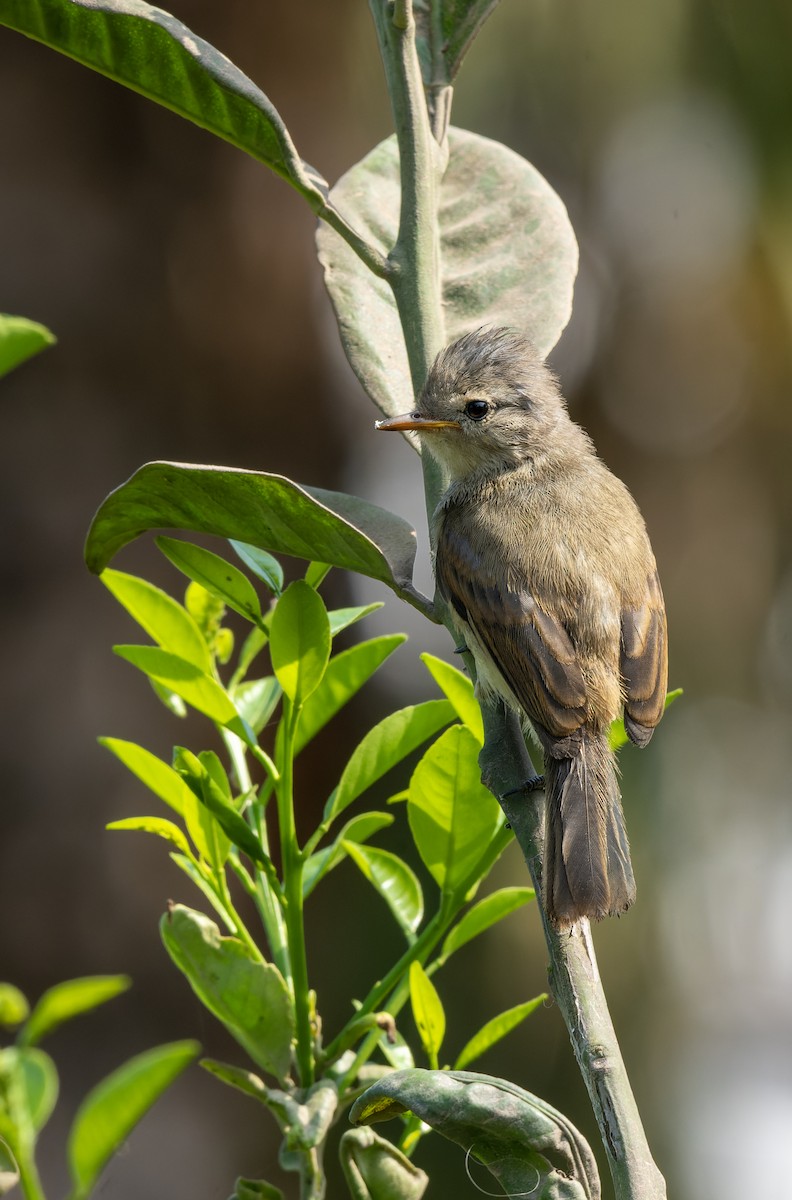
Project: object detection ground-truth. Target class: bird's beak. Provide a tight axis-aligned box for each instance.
[375,412,461,432]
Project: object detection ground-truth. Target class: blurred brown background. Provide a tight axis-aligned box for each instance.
[2,2,792,1198]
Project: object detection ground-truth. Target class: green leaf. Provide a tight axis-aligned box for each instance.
[454,995,547,1071]
[0,313,55,377]
[270,580,330,707]
[21,977,131,1048]
[67,1040,199,1200]
[303,812,394,897]
[149,678,188,717]
[107,816,193,857]
[317,127,577,420]
[609,687,684,750]
[229,541,284,595]
[439,887,535,963]
[100,568,212,673]
[0,1046,58,1142]
[112,645,252,743]
[326,700,456,823]
[99,737,193,817]
[327,603,383,637]
[408,725,503,894]
[350,1069,600,1200]
[0,986,28,1030]
[85,464,419,599]
[172,748,232,871]
[157,537,263,625]
[420,653,483,742]
[408,965,445,1070]
[295,635,406,755]
[234,625,269,682]
[0,0,328,209]
[160,906,294,1081]
[342,843,423,940]
[234,677,282,735]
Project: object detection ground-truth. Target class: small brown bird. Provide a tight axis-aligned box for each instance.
[376,327,667,927]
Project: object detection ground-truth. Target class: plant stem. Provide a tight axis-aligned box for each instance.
[16,1148,45,1200]
[276,700,315,1087]
[480,701,667,1200]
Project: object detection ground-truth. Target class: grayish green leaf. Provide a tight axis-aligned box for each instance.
[317,127,577,418]
[340,1127,428,1200]
[160,905,294,1081]
[414,0,502,88]
[351,1069,601,1199]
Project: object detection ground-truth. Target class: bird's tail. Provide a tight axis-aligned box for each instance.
[543,731,636,927]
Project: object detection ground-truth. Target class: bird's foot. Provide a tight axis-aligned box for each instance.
[502,774,545,798]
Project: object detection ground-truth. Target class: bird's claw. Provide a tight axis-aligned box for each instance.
[502,774,545,798]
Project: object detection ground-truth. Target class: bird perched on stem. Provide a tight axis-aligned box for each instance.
[376,327,667,928]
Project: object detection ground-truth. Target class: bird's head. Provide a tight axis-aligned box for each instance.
[376,327,568,480]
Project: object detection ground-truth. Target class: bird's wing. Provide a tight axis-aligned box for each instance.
[619,568,668,746]
[436,517,587,739]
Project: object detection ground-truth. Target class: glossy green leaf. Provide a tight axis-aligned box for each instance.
[85,465,419,600]
[0,0,328,208]
[67,1040,199,1200]
[303,812,394,897]
[408,965,445,1069]
[0,986,28,1030]
[439,887,535,963]
[317,127,577,420]
[408,725,503,894]
[420,653,483,742]
[157,537,263,625]
[270,580,331,707]
[107,816,192,857]
[0,313,55,378]
[327,603,383,637]
[326,700,456,822]
[113,645,252,743]
[295,635,406,755]
[343,843,423,940]
[351,1069,600,1200]
[454,995,547,1071]
[21,977,131,1048]
[234,677,282,735]
[229,541,284,595]
[340,1127,428,1200]
[99,737,193,817]
[0,1047,58,1141]
[160,906,293,1081]
[172,748,232,870]
[609,688,683,750]
[100,568,212,673]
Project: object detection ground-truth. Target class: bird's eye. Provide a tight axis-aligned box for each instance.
[464,400,490,421]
